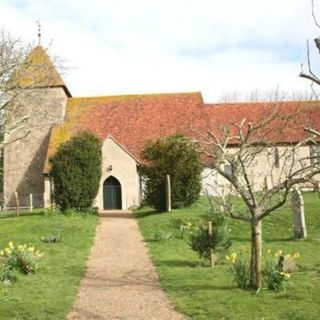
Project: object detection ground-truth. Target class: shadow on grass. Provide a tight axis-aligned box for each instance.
[0,210,46,219]
[156,259,202,268]
[232,236,294,243]
[167,283,235,292]
[264,237,294,243]
[134,209,163,219]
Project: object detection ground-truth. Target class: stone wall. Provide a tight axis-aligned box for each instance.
[3,87,67,207]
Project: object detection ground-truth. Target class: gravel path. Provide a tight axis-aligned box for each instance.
[67,212,185,320]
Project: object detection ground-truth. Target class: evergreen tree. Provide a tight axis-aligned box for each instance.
[141,134,202,211]
[50,131,102,211]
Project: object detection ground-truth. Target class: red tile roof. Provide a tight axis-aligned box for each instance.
[43,93,320,173]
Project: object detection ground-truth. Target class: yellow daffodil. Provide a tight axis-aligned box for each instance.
[0,250,4,256]
[267,249,272,254]
[293,252,300,259]
[8,241,14,249]
[28,246,35,252]
[5,248,12,255]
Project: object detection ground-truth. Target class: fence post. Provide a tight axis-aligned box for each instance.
[165,174,171,212]
[14,192,20,216]
[29,194,33,212]
[208,221,214,267]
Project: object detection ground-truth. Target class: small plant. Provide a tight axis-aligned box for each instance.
[41,234,61,243]
[0,242,44,275]
[262,249,299,290]
[153,228,173,242]
[170,218,198,239]
[0,264,16,285]
[190,223,231,261]
[226,248,250,289]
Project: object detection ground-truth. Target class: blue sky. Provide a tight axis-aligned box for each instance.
[1,0,320,102]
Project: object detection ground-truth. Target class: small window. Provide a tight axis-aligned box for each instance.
[274,148,279,168]
[310,145,320,166]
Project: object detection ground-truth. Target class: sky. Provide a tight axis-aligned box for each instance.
[1,0,320,102]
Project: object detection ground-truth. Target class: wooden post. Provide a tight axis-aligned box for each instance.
[29,194,33,213]
[165,174,171,212]
[14,192,20,216]
[208,221,214,267]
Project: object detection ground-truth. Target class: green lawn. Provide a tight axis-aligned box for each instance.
[135,193,320,320]
[0,211,98,320]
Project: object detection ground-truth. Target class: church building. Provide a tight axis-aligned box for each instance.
[3,46,320,210]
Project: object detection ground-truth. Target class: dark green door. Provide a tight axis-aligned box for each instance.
[103,176,122,210]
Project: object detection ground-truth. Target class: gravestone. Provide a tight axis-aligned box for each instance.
[291,187,307,239]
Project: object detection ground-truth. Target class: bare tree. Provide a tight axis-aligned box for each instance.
[299,0,320,94]
[196,103,320,289]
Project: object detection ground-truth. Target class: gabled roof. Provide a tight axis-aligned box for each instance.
[43,92,204,173]
[43,90,320,174]
[202,101,320,145]
[10,46,71,97]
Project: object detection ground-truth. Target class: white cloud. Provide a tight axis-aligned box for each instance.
[0,0,319,102]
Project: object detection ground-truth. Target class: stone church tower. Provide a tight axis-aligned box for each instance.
[3,46,71,207]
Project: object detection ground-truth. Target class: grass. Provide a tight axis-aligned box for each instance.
[0,210,98,320]
[135,192,320,320]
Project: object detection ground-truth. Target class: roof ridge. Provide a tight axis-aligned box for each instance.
[68,91,202,100]
[205,100,318,107]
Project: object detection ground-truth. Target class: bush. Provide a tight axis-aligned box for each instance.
[141,134,202,211]
[0,242,43,275]
[190,204,231,262]
[50,131,102,211]
[190,223,231,261]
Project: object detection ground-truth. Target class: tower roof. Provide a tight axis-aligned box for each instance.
[11,46,71,97]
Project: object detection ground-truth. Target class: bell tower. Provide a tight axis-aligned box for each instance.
[3,46,71,207]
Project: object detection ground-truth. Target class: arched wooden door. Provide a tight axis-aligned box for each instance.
[103,176,122,210]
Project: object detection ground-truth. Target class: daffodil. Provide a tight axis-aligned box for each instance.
[8,241,14,249]
[293,252,300,259]
[267,249,272,254]
[5,248,12,255]
[0,250,4,256]
[28,246,35,252]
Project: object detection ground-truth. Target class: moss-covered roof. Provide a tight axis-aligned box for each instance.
[43,92,204,173]
[10,46,71,96]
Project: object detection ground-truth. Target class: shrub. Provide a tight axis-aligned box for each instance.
[50,131,102,211]
[190,204,232,262]
[190,223,231,261]
[141,134,203,211]
[226,249,250,289]
[0,242,44,275]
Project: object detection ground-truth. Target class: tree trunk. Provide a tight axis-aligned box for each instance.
[250,218,262,289]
